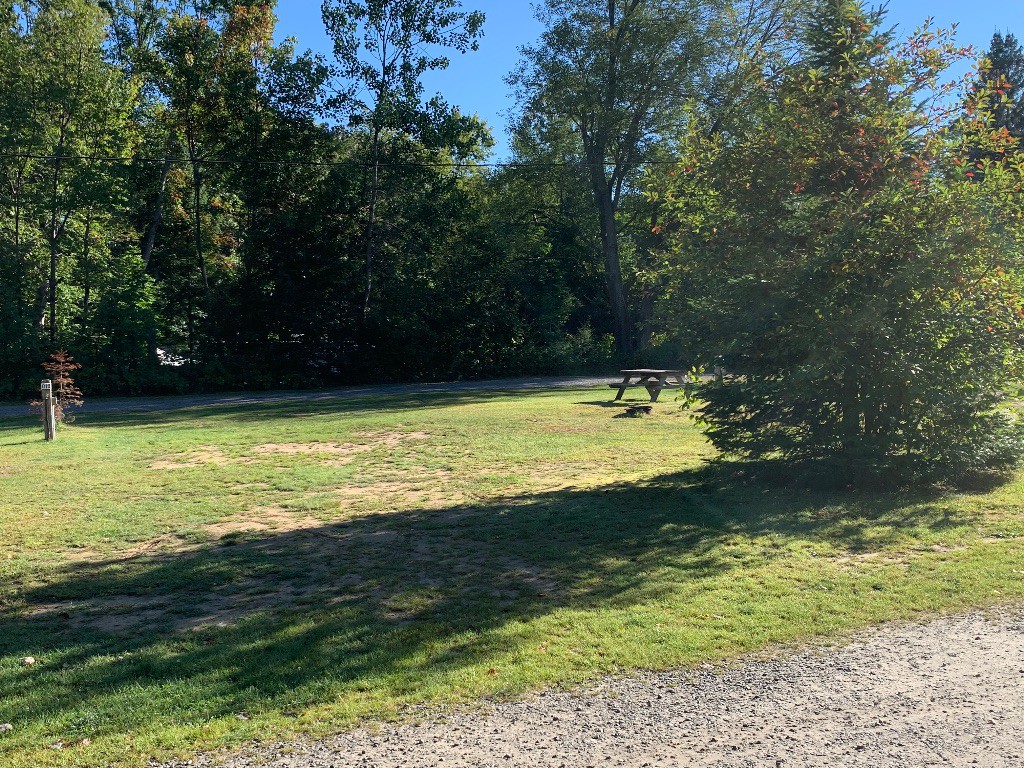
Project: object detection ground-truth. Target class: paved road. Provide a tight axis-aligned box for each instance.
[162,609,1024,768]
[0,377,610,419]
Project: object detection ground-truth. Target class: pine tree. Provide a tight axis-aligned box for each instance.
[980,32,1024,139]
[655,1,1024,482]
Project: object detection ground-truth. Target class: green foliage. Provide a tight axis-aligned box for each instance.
[75,267,164,394]
[0,278,39,398]
[978,31,1024,141]
[321,0,484,138]
[509,0,716,355]
[0,0,138,390]
[321,0,488,324]
[3,0,1021,417]
[655,0,1024,483]
[509,0,807,356]
[0,0,770,396]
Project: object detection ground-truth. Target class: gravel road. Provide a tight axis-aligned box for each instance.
[0,377,609,419]
[160,608,1024,768]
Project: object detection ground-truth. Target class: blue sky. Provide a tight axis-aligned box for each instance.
[275,1,1024,159]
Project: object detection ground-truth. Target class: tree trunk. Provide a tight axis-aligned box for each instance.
[35,281,49,329]
[191,158,209,294]
[593,178,632,356]
[141,151,174,366]
[81,213,92,329]
[362,126,382,322]
[638,287,655,351]
[142,153,173,272]
[186,294,196,362]
[13,161,25,251]
[48,149,63,345]
[840,371,862,451]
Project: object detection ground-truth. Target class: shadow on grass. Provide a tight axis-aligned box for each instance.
[74,389,569,431]
[0,417,35,435]
[575,399,659,408]
[0,462,971,750]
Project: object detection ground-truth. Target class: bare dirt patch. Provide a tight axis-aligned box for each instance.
[251,442,371,458]
[56,535,195,564]
[203,506,323,537]
[353,430,432,446]
[28,595,174,634]
[172,584,329,631]
[495,557,560,595]
[833,539,1018,569]
[250,432,432,466]
[125,533,194,557]
[27,503,565,636]
[333,475,460,509]
[149,447,250,470]
[147,432,433,472]
[64,547,103,562]
[59,508,325,565]
[251,442,372,468]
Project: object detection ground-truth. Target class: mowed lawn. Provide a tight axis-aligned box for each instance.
[1,387,1023,768]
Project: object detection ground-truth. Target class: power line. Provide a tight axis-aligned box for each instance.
[0,151,683,170]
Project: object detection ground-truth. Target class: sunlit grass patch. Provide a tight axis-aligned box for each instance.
[1,387,1022,767]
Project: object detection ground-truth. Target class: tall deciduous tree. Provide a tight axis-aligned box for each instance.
[0,0,134,358]
[151,2,283,359]
[101,0,178,274]
[511,0,717,355]
[321,0,484,320]
[511,0,798,356]
[0,4,42,392]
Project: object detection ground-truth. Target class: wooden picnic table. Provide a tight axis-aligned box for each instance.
[609,369,687,403]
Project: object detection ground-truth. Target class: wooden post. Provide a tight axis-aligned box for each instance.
[41,379,56,441]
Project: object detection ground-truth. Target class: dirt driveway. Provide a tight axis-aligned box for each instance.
[162,608,1023,768]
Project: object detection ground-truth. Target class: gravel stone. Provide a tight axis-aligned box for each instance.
[156,608,1024,768]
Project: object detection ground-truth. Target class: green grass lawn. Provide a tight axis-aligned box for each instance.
[1,386,1023,767]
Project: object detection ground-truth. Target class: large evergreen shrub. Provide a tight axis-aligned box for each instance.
[655,1,1024,483]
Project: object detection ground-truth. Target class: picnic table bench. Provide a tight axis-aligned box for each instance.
[609,369,687,403]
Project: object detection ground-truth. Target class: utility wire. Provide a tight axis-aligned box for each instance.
[0,151,683,170]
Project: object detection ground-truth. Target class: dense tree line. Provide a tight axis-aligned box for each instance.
[3,0,1024,481]
[0,0,808,397]
[0,1,570,395]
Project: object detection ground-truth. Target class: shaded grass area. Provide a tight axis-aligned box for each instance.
[1,388,1023,767]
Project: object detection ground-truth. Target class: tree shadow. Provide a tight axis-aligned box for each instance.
[0,460,972,751]
[575,399,654,408]
[0,417,34,434]
[72,388,577,431]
